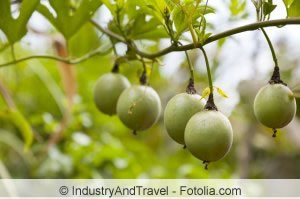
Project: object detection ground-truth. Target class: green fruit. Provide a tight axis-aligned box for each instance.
[185,110,233,162]
[117,85,161,131]
[94,73,130,115]
[164,93,204,145]
[254,84,296,128]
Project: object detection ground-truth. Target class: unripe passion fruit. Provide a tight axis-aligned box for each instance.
[117,85,161,131]
[94,73,130,115]
[164,93,204,145]
[254,84,296,128]
[185,110,233,162]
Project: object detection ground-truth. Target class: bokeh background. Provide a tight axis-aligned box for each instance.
[0,0,300,179]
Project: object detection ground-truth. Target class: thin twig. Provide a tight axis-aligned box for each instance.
[0,48,112,68]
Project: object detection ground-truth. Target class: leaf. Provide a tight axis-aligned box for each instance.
[230,0,247,16]
[218,38,227,48]
[173,5,214,39]
[288,0,300,17]
[197,31,212,44]
[216,87,229,98]
[0,109,34,151]
[37,0,102,39]
[127,14,169,40]
[263,1,277,16]
[69,23,101,57]
[282,0,294,8]
[101,0,117,16]
[0,0,40,44]
[201,87,211,99]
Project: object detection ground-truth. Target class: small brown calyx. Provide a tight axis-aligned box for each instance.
[111,63,119,73]
[203,161,209,170]
[204,93,218,111]
[139,70,147,85]
[269,66,287,86]
[186,78,197,95]
[133,130,137,136]
[272,128,277,138]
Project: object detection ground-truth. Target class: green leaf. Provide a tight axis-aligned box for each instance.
[127,14,168,40]
[218,38,227,48]
[288,0,300,17]
[0,109,34,151]
[216,87,229,98]
[201,87,211,99]
[263,1,277,16]
[230,0,246,16]
[101,0,117,16]
[173,6,186,38]
[69,23,101,57]
[283,0,294,8]
[0,0,40,44]
[173,5,214,39]
[37,0,102,39]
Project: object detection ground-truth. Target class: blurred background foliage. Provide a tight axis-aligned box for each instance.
[0,0,300,179]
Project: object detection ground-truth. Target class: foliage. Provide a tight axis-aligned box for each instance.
[0,0,39,44]
[0,0,299,179]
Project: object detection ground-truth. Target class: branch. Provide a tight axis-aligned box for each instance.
[0,48,112,68]
[90,20,125,42]
[91,18,300,59]
[1,18,300,68]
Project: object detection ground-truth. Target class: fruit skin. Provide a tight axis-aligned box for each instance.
[185,110,233,162]
[164,93,204,145]
[254,84,296,128]
[94,73,130,115]
[117,85,161,131]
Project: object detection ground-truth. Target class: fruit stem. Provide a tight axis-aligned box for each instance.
[111,63,119,73]
[199,46,218,110]
[199,46,213,95]
[260,28,278,67]
[183,145,187,149]
[260,28,287,85]
[272,128,277,138]
[184,50,197,94]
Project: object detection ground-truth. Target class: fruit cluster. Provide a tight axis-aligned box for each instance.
[94,65,162,135]
[94,64,297,169]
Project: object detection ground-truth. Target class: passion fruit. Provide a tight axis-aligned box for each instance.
[94,73,130,115]
[164,93,204,145]
[117,85,161,131]
[254,83,296,129]
[185,110,233,163]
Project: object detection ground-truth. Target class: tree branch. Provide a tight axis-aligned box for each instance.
[91,18,300,59]
[1,18,300,68]
[90,20,125,42]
